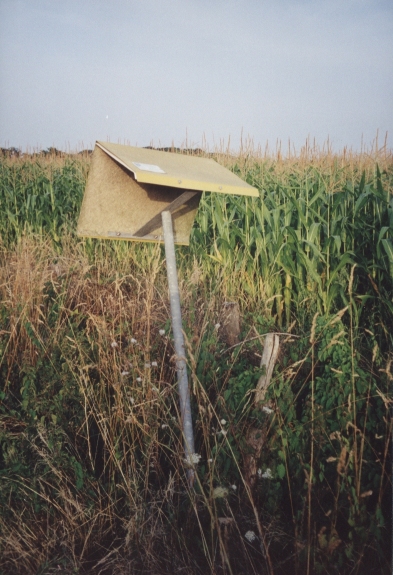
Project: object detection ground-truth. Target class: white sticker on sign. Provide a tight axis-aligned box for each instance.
[132,162,165,174]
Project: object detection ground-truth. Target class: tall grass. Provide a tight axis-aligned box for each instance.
[0,143,392,574]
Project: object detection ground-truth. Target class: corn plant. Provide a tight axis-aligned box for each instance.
[0,153,87,245]
[192,157,393,331]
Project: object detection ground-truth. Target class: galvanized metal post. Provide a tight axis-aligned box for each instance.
[161,210,195,487]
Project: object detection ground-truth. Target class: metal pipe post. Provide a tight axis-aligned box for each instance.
[161,210,195,487]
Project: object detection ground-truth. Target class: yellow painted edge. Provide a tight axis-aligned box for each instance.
[136,172,259,197]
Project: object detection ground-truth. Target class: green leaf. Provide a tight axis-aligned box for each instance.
[277,463,286,479]
[381,239,393,265]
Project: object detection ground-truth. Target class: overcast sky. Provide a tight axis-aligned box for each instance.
[0,0,392,153]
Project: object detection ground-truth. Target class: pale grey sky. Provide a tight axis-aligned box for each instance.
[0,0,392,153]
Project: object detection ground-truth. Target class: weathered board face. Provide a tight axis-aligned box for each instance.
[77,141,258,245]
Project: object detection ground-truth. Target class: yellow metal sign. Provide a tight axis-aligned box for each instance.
[77,141,258,245]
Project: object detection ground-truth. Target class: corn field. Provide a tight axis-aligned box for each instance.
[0,145,392,575]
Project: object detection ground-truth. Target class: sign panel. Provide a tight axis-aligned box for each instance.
[77,141,258,245]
